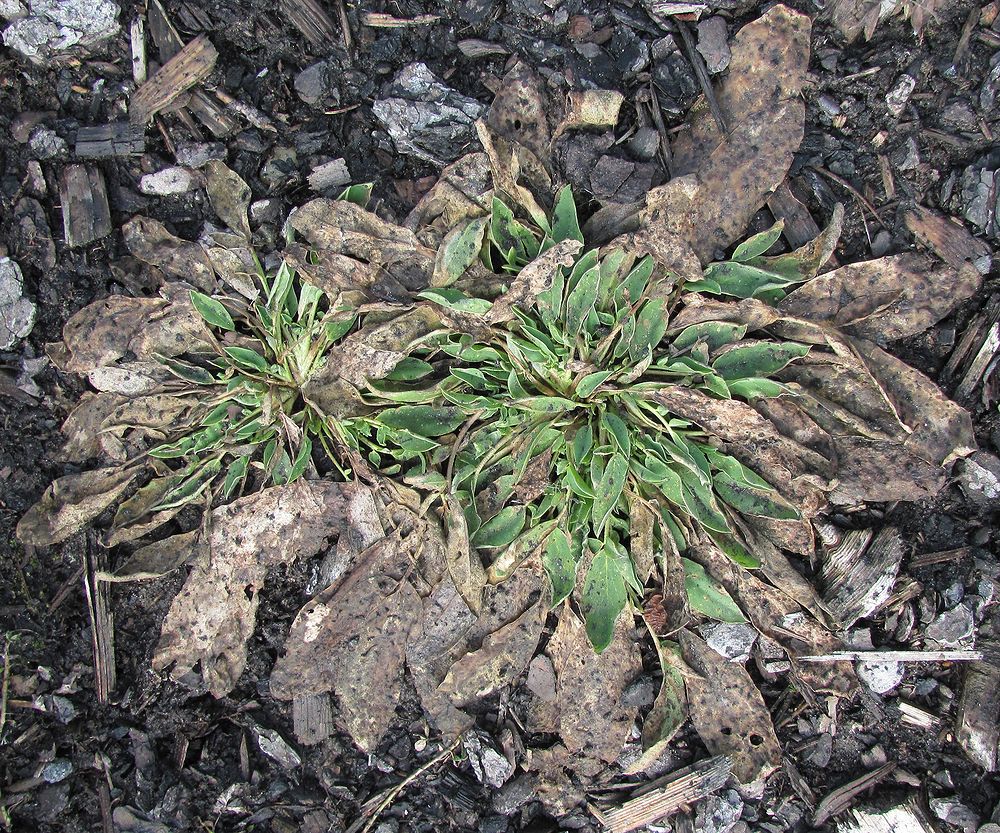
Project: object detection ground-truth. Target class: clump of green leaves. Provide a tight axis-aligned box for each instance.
[366,189,812,650]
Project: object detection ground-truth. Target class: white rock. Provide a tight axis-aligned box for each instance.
[886,74,916,118]
[925,604,975,646]
[3,0,120,63]
[930,797,979,832]
[0,0,27,21]
[856,659,903,694]
[0,258,36,349]
[699,622,757,663]
[139,167,195,196]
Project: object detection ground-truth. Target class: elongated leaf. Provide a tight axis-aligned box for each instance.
[551,185,584,244]
[433,216,489,287]
[672,321,747,352]
[418,287,492,314]
[472,505,526,548]
[712,341,809,380]
[713,472,799,520]
[732,220,784,261]
[223,346,269,372]
[592,452,628,535]
[576,370,613,398]
[543,528,576,605]
[581,546,628,652]
[487,518,558,583]
[727,377,787,399]
[565,265,601,339]
[683,558,745,622]
[190,291,235,331]
[630,298,668,361]
[445,494,486,613]
[376,405,465,437]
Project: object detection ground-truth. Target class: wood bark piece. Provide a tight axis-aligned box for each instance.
[147,0,184,59]
[75,123,145,158]
[955,322,1000,402]
[839,795,938,833]
[903,205,992,275]
[60,165,112,248]
[292,694,334,745]
[186,90,238,138]
[590,756,732,833]
[280,0,337,48]
[84,545,116,704]
[130,35,219,126]
[812,763,896,827]
[818,526,904,628]
[956,644,1000,770]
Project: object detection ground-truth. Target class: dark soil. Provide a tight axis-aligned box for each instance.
[1,1,998,831]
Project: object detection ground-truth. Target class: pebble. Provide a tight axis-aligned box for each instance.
[295,60,332,106]
[856,659,903,694]
[885,74,916,118]
[175,142,226,168]
[3,0,120,63]
[252,725,301,770]
[694,789,743,833]
[957,453,1000,506]
[492,773,535,815]
[930,797,979,832]
[870,229,892,258]
[464,730,514,789]
[28,125,66,159]
[139,167,195,196]
[41,759,73,783]
[526,654,556,701]
[700,622,757,663]
[0,257,36,349]
[0,0,27,20]
[622,676,656,708]
[925,604,975,646]
[627,126,660,162]
[696,16,731,74]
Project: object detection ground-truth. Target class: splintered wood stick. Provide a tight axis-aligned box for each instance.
[800,650,982,663]
[589,756,731,833]
[130,34,218,125]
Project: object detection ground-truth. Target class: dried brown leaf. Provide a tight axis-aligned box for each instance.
[486,63,552,159]
[270,532,421,751]
[204,161,252,241]
[476,121,550,228]
[547,606,641,764]
[902,205,992,275]
[405,152,493,244]
[779,256,982,342]
[122,216,216,291]
[60,392,127,462]
[444,494,486,614]
[17,465,143,546]
[680,628,782,784]
[486,239,582,323]
[153,480,357,697]
[101,529,201,581]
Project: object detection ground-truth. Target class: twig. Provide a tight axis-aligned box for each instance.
[813,763,895,827]
[647,81,674,177]
[674,20,728,134]
[800,650,982,663]
[808,166,890,231]
[346,738,461,833]
[0,638,10,738]
[335,0,353,52]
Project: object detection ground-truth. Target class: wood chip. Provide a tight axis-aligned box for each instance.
[955,322,1000,401]
[818,526,904,628]
[75,123,145,158]
[60,165,112,248]
[956,647,1000,770]
[457,39,509,58]
[839,795,938,833]
[292,694,334,745]
[308,158,352,193]
[897,701,939,730]
[280,0,336,48]
[130,17,147,85]
[361,12,441,26]
[589,756,732,833]
[800,650,982,662]
[147,0,184,60]
[903,205,992,275]
[813,763,896,827]
[130,35,219,126]
[83,543,116,704]
[186,89,238,138]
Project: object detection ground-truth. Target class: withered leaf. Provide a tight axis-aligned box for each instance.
[444,494,486,614]
[204,161,252,241]
[270,532,421,752]
[902,205,992,275]
[476,121,550,229]
[122,216,216,292]
[486,239,581,323]
[679,629,781,784]
[626,636,688,775]
[60,392,127,462]
[547,606,641,764]
[153,480,357,697]
[17,465,144,546]
[405,152,493,244]
[486,63,552,159]
[87,362,172,395]
[101,529,202,581]
[779,255,982,342]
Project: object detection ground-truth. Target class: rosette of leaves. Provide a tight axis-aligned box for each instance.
[364,190,821,650]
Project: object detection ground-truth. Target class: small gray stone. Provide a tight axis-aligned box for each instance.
[856,659,903,694]
[464,730,514,789]
[925,604,975,646]
[694,789,743,833]
[307,158,351,193]
[139,167,195,196]
[957,453,1000,507]
[3,0,120,63]
[817,95,841,118]
[696,17,731,74]
[174,142,226,168]
[0,0,26,21]
[870,230,892,258]
[627,126,660,162]
[930,797,979,832]
[699,622,757,663]
[295,61,331,106]
[41,759,73,783]
[249,198,281,226]
[0,257,36,349]
[885,74,916,118]
[28,125,66,159]
[252,725,301,769]
[526,654,556,701]
[622,676,656,708]
[492,773,536,815]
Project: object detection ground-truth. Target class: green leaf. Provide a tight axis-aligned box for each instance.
[671,321,747,352]
[581,546,628,652]
[433,216,489,287]
[683,558,745,622]
[337,182,373,206]
[707,530,760,569]
[566,265,601,339]
[699,260,798,300]
[190,290,235,331]
[223,346,269,372]
[385,357,435,381]
[679,475,730,534]
[223,455,249,498]
[712,341,809,380]
[615,255,654,309]
[514,396,576,413]
[472,505,526,548]
[488,518,558,583]
[376,405,465,437]
[602,410,631,459]
[543,528,577,605]
[727,377,788,399]
[713,472,800,520]
[550,185,584,244]
[418,287,493,314]
[267,261,295,314]
[592,452,628,535]
[286,436,313,483]
[576,370,613,398]
[161,357,216,385]
[490,197,539,262]
[731,220,784,262]
[629,298,668,361]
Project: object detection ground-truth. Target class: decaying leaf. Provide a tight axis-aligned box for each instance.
[101,529,202,581]
[626,635,688,775]
[546,606,641,764]
[17,466,144,547]
[60,392,126,462]
[486,239,582,323]
[405,152,493,245]
[444,493,486,614]
[204,161,252,240]
[680,629,781,785]
[153,480,357,696]
[270,531,421,751]
[779,255,982,342]
[122,216,216,292]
